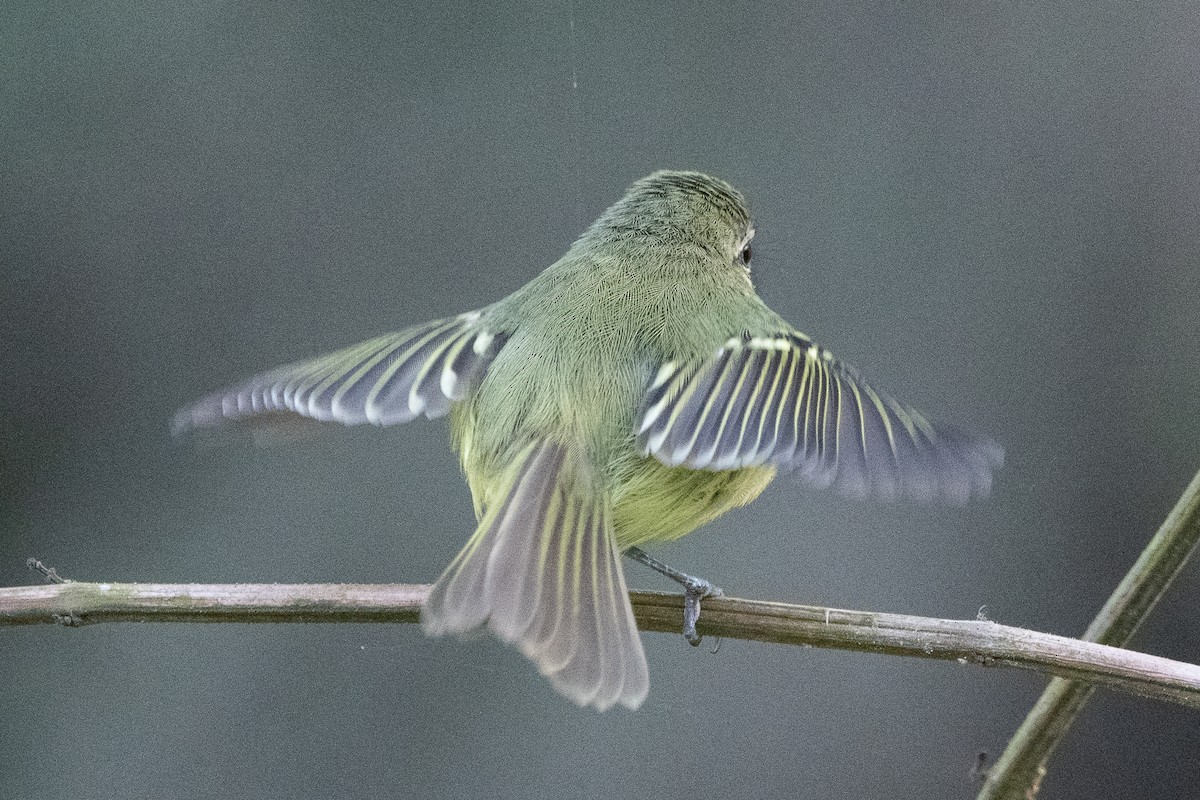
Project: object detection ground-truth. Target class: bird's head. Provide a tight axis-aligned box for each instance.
[583,170,756,282]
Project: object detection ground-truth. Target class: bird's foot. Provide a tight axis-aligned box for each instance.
[623,546,723,646]
[681,576,723,646]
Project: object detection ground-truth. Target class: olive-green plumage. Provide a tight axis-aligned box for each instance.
[175,171,1002,711]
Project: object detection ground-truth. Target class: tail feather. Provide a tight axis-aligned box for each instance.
[422,440,650,711]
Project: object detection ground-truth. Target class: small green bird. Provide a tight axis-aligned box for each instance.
[175,171,1002,711]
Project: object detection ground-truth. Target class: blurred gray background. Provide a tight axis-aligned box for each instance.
[3,2,1199,798]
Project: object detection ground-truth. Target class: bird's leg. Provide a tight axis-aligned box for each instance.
[623,546,723,646]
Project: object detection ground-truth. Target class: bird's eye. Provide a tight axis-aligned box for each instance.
[740,244,752,265]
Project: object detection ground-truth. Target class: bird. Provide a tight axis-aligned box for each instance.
[173,170,1003,711]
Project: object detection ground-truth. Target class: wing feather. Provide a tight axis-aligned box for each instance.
[637,332,1003,504]
[173,313,506,434]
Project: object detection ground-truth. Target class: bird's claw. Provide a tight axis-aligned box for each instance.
[682,577,722,646]
[621,546,723,645]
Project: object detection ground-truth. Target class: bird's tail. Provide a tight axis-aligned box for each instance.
[422,439,650,711]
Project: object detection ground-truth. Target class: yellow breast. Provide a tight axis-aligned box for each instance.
[610,458,776,549]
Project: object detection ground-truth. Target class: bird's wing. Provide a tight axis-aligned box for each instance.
[636,331,1003,504]
[173,312,507,434]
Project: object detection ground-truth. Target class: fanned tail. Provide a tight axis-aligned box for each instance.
[422,440,649,711]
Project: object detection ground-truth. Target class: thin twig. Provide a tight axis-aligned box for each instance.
[25,558,67,584]
[978,469,1200,799]
[2,581,1200,710]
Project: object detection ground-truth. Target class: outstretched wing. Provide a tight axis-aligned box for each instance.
[636,332,1003,504]
[173,312,507,434]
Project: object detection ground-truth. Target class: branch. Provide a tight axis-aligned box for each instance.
[3,580,1200,710]
[978,468,1200,799]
